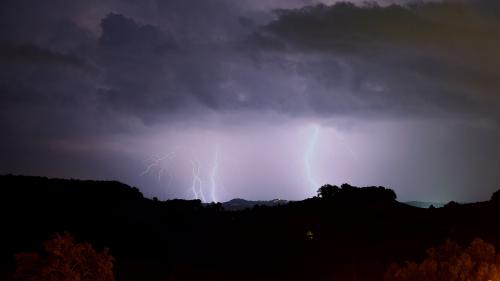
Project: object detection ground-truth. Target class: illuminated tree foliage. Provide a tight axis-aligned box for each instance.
[385,238,500,281]
[15,232,115,281]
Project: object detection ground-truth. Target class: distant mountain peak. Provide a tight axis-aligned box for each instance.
[222,198,288,211]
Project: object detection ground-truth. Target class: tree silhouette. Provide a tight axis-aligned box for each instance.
[385,238,500,281]
[317,183,396,202]
[15,232,115,281]
[317,184,340,199]
[491,189,500,204]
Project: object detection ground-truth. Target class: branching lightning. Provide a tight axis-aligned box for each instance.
[142,145,224,203]
[141,142,226,202]
[140,150,177,184]
[140,150,178,200]
[305,125,320,193]
[140,125,355,201]
[189,157,206,202]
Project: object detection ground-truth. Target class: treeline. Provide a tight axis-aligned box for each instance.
[2,175,500,281]
[317,183,397,202]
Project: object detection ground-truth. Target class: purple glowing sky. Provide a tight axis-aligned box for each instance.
[1,0,500,202]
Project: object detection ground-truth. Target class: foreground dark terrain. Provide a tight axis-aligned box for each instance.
[1,175,500,281]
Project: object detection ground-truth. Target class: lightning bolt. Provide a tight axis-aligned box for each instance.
[140,150,177,181]
[141,145,225,202]
[210,147,220,203]
[189,159,199,200]
[190,156,206,202]
[305,125,320,193]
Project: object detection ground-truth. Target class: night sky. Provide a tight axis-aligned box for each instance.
[1,0,500,202]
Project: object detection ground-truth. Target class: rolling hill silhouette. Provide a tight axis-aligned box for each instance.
[1,174,500,281]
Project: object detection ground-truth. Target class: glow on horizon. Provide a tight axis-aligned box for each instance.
[129,118,482,203]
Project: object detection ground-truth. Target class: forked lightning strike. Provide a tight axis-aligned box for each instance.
[189,158,206,202]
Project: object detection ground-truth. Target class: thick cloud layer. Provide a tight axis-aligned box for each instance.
[1,0,500,202]
[251,1,500,118]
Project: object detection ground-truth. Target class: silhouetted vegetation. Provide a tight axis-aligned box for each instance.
[15,232,115,281]
[385,238,500,281]
[1,175,500,281]
[317,183,397,202]
[491,189,500,204]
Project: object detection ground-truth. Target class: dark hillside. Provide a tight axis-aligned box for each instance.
[1,175,500,281]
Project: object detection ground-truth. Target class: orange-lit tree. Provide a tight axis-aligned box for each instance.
[385,238,500,281]
[15,232,115,281]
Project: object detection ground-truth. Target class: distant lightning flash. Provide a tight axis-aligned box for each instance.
[210,147,220,203]
[140,150,179,200]
[190,159,199,200]
[141,150,177,181]
[305,125,320,193]
[142,145,225,202]
[190,157,206,202]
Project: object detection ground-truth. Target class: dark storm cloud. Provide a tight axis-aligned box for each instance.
[0,0,101,47]
[0,45,90,69]
[249,1,500,119]
[96,13,185,119]
[94,10,312,121]
[70,0,499,122]
[0,0,270,162]
[0,0,436,126]
[5,0,500,127]
[1,0,499,134]
[2,0,500,201]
